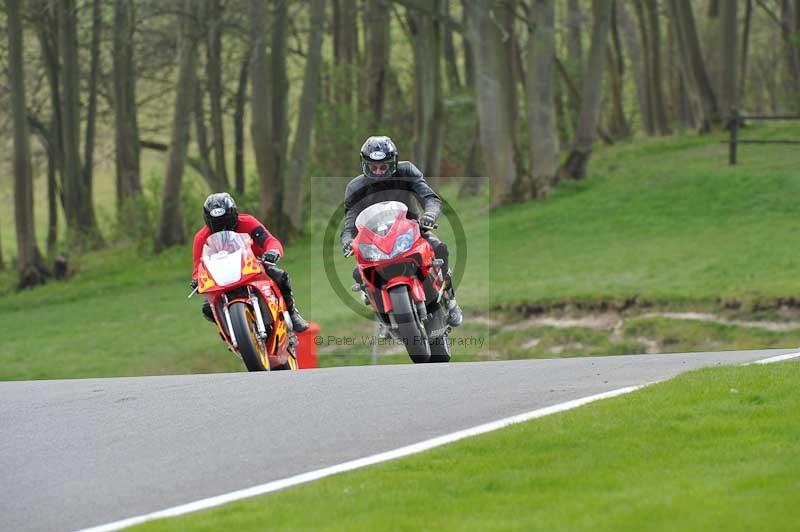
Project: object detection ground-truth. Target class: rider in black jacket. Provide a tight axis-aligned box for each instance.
[341,136,463,327]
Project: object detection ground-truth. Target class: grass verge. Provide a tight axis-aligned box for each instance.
[133,362,800,531]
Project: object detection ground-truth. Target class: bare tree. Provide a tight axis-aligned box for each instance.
[465,0,518,206]
[364,0,390,127]
[606,1,630,139]
[667,0,721,130]
[442,0,462,92]
[156,0,199,251]
[558,0,613,181]
[205,0,229,190]
[780,0,800,108]
[113,0,142,210]
[284,0,327,232]
[59,0,103,243]
[233,46,251,195]
[719,0,738,115]
[739,0,753,102]
[565,0,584,131]
[7,0,49,286]
[523,0,557,199]
[251,0,292,238]
[407,0,445,176]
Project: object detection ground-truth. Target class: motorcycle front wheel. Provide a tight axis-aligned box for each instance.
[229,301,270,371]
[388,285,431,363]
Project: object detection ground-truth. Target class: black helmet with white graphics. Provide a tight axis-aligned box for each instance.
[203,192,238,233]
[360,136,398,179]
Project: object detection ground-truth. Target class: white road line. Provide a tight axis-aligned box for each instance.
[76,384,646,532]
[746,350,800,365]
[77,350,800,532]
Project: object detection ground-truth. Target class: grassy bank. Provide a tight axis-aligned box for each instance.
[133,362,800,531]
[1,123,799,379]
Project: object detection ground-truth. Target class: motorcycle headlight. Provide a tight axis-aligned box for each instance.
[358,243,389,262]
[391,230,414,257]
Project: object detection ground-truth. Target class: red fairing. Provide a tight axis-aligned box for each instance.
[191,213,283,277]
[353,212,441,313]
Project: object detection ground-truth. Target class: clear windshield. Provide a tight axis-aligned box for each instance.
[202,231,251,286]
[355,201,409,236]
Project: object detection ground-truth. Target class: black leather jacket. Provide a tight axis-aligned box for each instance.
[341,161,442,246]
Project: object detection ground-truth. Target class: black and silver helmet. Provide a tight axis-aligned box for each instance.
[360,136,398,179]
[203,192,238,233]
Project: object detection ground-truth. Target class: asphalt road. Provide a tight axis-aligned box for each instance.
[0,348,795,532]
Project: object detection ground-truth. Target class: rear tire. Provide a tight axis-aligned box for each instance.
[388,286,430,363]
[229,302,269,371]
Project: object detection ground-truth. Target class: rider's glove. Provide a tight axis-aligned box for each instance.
[343,240,354,258]
[419,212,437,230]
[190,279,198,290]
[261,249,281,265]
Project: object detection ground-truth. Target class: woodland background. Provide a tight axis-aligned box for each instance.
[1,0,799,288]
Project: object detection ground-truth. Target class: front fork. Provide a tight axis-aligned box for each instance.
[248,288,268,340]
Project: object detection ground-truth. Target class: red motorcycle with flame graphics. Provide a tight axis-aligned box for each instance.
[191,231,297,371]
[352,201,452,363]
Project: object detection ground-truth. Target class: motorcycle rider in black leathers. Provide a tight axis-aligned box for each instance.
[341,136,463,327]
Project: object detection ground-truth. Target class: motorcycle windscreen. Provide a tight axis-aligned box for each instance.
[202,231,248,286]
[355,201,408,236]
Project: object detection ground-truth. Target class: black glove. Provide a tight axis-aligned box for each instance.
[419,212,437,230]
[261,249,281,265]
[343,241,354,258]
[190,279,198,290]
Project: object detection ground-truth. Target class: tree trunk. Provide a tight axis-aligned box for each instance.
[113,0,142,210]
[719,0,738,117]
[667,0,721,131]
[155,0,198,251]
[558,0,613,181]
[251,0,292,238]
[780,0,800,109]
[618,3,650,133]
[364,0,390,127]
[59,0,102,242]
[284,0,327,233]
[34,1,64,248]
[7,0,48,287]
[553,73,570,151]
[524,0,557,199]
[408,0,444,176]
[206,0,229,190]
[443,0,462,92]
[566,0,584,131]
[739,0,752,103]
[606,2,630,139]
[645,0,671,134]
[633,1,655,134]
[333,0,358,108]
[462,0,475,89]
[233,47,251,195]
[465,0,518,207]
[83,0,102,220]
[458,122,483,198]
[193,84,218,189]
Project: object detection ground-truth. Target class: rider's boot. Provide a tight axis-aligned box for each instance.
[287,303,309,332]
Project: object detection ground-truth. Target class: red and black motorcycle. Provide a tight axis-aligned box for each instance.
[351,201,452,363]
[190,231,298,371]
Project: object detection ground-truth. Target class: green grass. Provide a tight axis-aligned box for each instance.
[133,362,800,531]
[2,123,800,379]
